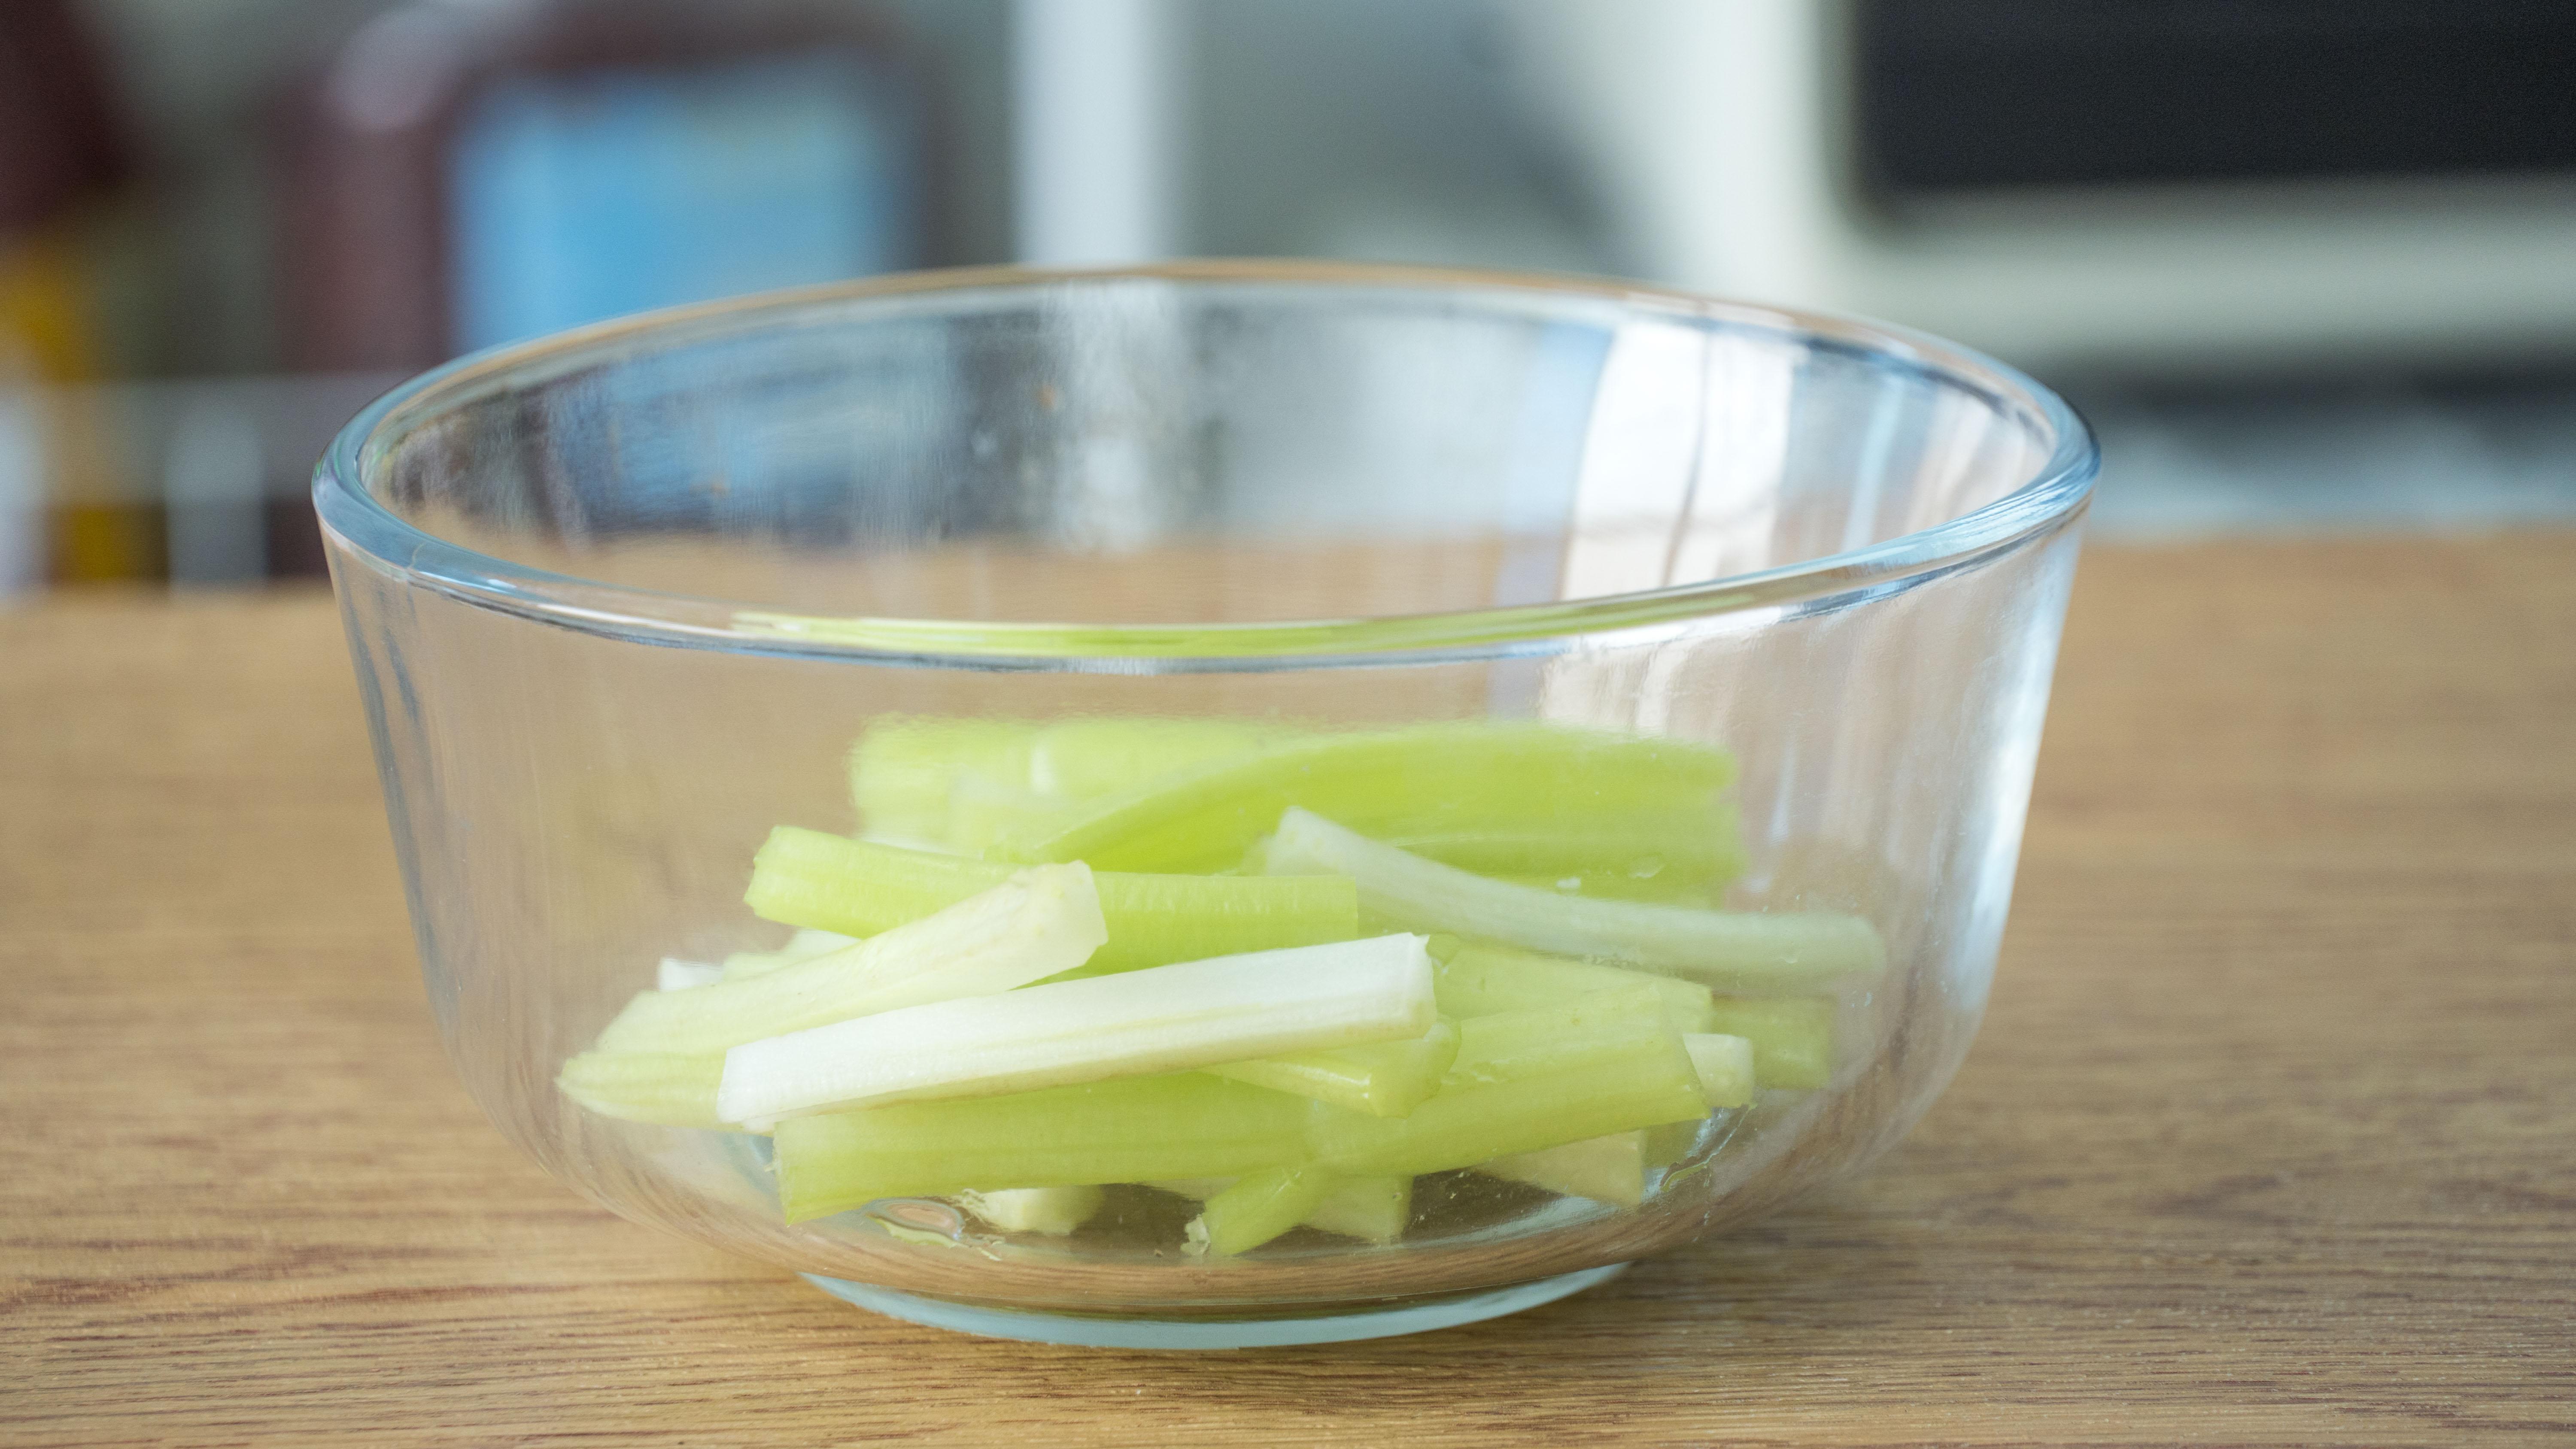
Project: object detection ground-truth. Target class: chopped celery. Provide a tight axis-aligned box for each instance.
[849,716,1037,842]
[1480,1131,1651,1207]
[773,1074,1309,1221]
[942,772,1072,855]
[719,928,857,982]
[1265,808,1885,993]
[1200,1019,1461,1117]
[596,864,1106,1058]
[1002,723,1736,873]
[1683,1033,1756,1108]
[1707,996,1837,1089]
[658,958,724,991]
[745,827,1358,973]
[1433,940,1716,1034]
[1306,1174,1412,1244]
[1027,717,1286,800]
[958,1185,1105,1236]
[556,1050,727,1129]
[718,934,1437,1123]
[1387,810,1746,900]
[1152,1174,1413,1244]
[1188,1165,1337,1257]
[1306,988,1710,1177]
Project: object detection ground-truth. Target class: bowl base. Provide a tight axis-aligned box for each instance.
[802,1263,1629,1349]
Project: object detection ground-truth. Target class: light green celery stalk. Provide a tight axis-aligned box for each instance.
[720,928,859,982]
[1433,940,1716,1034]
[1026,717,1289,800]
[1265,808,1885,994]
[555,1051,727,1129]
[1474,1034,1749,1205]
[745,827,1358,973]
[958,1185,1105,1236]
[595,864,1106,1058]
[1306,987,1710,1177]
[1188,1165,1337,1256]
[773,1074,1308,1222]
[942,772,1073,855]
[1385,807,1746,902]
[1200,1019,1460,1117]
[717,934,1436,1123]
[1706,996,1837,1089]
[1152,1175,1412,1244]
[1480,1130,1653,1207]
[849,716,1038,843]
[1000,723,1736,873]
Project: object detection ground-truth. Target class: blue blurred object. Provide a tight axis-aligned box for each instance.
[450,52,917,352]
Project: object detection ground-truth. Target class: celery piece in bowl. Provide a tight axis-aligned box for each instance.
[958,1185,1106,1236]
[1306,987,1710,1177]
[1432,940,1717,1034]
[718,934,1436,1123]
[745,827,1358,973]
[1265,808,1886,994]
[1200,1019,1461,1117]
[1002,723,1736,873]
[850,716,1038,844]
[1153,1174,1413,1245]
[718,928,857,982]
[772,1074,1309,1221]
[1187,1165,1340,1257]
[556,1050,728,1129]
[595,863,1106,1058]
[1706,995,1837,1090]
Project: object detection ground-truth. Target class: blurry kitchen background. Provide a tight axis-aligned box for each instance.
[3,0,2573,592]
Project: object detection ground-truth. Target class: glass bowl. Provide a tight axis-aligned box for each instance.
[316,261,2096,1349]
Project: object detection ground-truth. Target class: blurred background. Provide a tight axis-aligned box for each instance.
[3,0,2573,594]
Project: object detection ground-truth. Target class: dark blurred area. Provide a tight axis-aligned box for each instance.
[2,0,2573,594]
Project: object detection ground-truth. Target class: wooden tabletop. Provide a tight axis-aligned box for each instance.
[6,535,2573,1447]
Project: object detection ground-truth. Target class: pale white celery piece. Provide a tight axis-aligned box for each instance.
[658,958,725,991]
[1481,1131,1651,1207]
[1263,807,1886,993]
[958,1185,1106,1236]
[1149,1175,1413,1244]
[720,934,1437,1124]
[1683,1032,1756,1108]
[721,928,860,982]
[595,864,1107,1057]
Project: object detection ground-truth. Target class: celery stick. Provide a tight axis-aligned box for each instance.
[745,827,1358,973]
[720,928,858,982]
[719,934,1436,1122]
[1188,1165,1337,1257]
[943,772,1073,855]
[1683,1033,1756,1108]
[850,716,1037,841]
[556,1050,726,1129]
[958,1185,1105,1236]
[773,1074,1308,1221]
[1480,1131,1650,1207]
[1306,988,1710,1176]
[1433,940,1716,1034]
[1266,809,1885,993]
[658,958,724,991]
[1028,717,1287,800]
[1388,811,1745,898]
[1707,996,1836,1090]
[1200,1019,1460,1117]
[1305,1174,1412,1244]
[596,864,1106,1057]
[1152,1174,1412,1244]
[1004,723,1736,873]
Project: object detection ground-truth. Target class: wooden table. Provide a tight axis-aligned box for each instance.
[6,537,2572,1447]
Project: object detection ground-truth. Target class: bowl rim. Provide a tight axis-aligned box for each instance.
[313,258,2098,669]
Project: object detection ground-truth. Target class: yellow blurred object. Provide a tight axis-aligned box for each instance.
[0,217,152,583]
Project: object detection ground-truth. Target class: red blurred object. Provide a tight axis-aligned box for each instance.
[0,0,128,238]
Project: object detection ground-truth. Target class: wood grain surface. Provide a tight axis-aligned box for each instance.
[4,537,2573,1447]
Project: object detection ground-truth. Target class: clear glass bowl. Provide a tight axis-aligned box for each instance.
[317,261,2095,1348]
